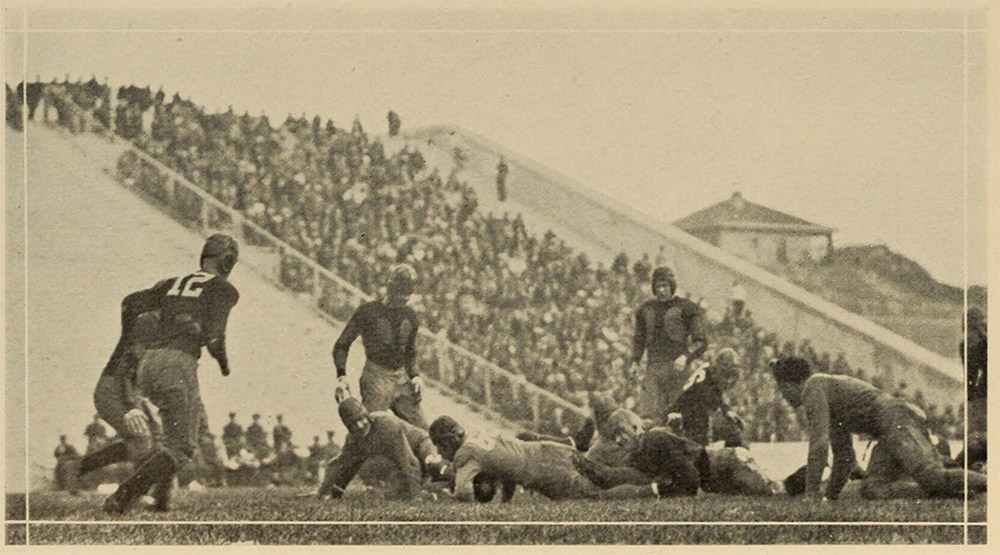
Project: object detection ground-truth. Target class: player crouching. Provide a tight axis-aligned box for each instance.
[315,399,446,500]
[770,356,987,500]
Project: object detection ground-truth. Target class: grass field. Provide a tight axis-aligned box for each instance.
[6,487,987,545]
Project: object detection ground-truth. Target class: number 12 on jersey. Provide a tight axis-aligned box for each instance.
[167,271,212,298]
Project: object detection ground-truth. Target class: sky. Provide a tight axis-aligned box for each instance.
[4,3,991,286]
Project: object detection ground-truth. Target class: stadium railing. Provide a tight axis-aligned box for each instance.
[106,139,588,435]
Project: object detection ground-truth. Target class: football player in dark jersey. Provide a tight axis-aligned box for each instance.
[628,266,707,426]
[103,233,240,514]
[667,348,746,447]
[333,264,426,428]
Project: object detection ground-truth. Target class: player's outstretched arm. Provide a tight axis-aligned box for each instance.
[825,426,857,500]
[318,439,365,499]
[802,381,833,498]
[205,283,239,376]
[573,454,651,489]
[333,308,364,378]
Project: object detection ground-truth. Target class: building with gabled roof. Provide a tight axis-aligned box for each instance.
[674,192,834,268]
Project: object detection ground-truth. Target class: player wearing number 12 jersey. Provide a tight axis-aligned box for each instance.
[103,233,240,514]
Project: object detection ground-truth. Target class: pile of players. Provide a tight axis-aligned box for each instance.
[317,354,987,504]
[313,265,987,505]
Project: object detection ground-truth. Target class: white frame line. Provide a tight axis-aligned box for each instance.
[10,12,987,538]
[20,519,983,527]
[2,28,991,35]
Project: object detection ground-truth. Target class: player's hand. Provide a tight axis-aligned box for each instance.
[673,355,689,373]
[335,376,351,403]
[410,376,424,402]
[724,411,745,430]
[220,364,230,377]
[123,408,150,437]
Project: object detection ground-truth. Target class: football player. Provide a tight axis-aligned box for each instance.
[429,415,660,502]
[628,266,708,426]
[334,264,426,428]
[566,408,782,497]
[103,233,240,514]
[770,356,987,500]
[667,348,747,447]
[317,398,444,500]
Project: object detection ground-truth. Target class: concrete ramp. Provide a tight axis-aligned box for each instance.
[387,125,964,409]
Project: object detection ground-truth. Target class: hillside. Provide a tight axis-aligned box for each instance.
[384,125,979,359]
[776,245,985,357]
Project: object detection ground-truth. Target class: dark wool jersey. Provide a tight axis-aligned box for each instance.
[670,364,726,445]
[322,412,426,499]
[334,300,419,376]
[101,290,171,377]
[625,428,708,496]
[632,298,707,365]
[126,270,240,360]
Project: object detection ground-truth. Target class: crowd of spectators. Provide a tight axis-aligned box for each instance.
[12,77,964,444]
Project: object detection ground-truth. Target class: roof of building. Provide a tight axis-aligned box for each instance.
[674,192,834,235]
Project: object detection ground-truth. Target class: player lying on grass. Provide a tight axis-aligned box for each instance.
[316,398,446,500]
[515,391,626,465]
[770,356,987,500]
[565,408,782,497]
[428,415,662,502]
[522,349,749,465]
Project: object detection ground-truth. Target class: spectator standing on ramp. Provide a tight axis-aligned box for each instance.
[387,110,401,137]
[628,266,707,426]
[54,435,81,494]
[246,414,269,459]
[496,157,509,202]
[222,412,243,459]
[333,264,426,429]
[272,414,293,453]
